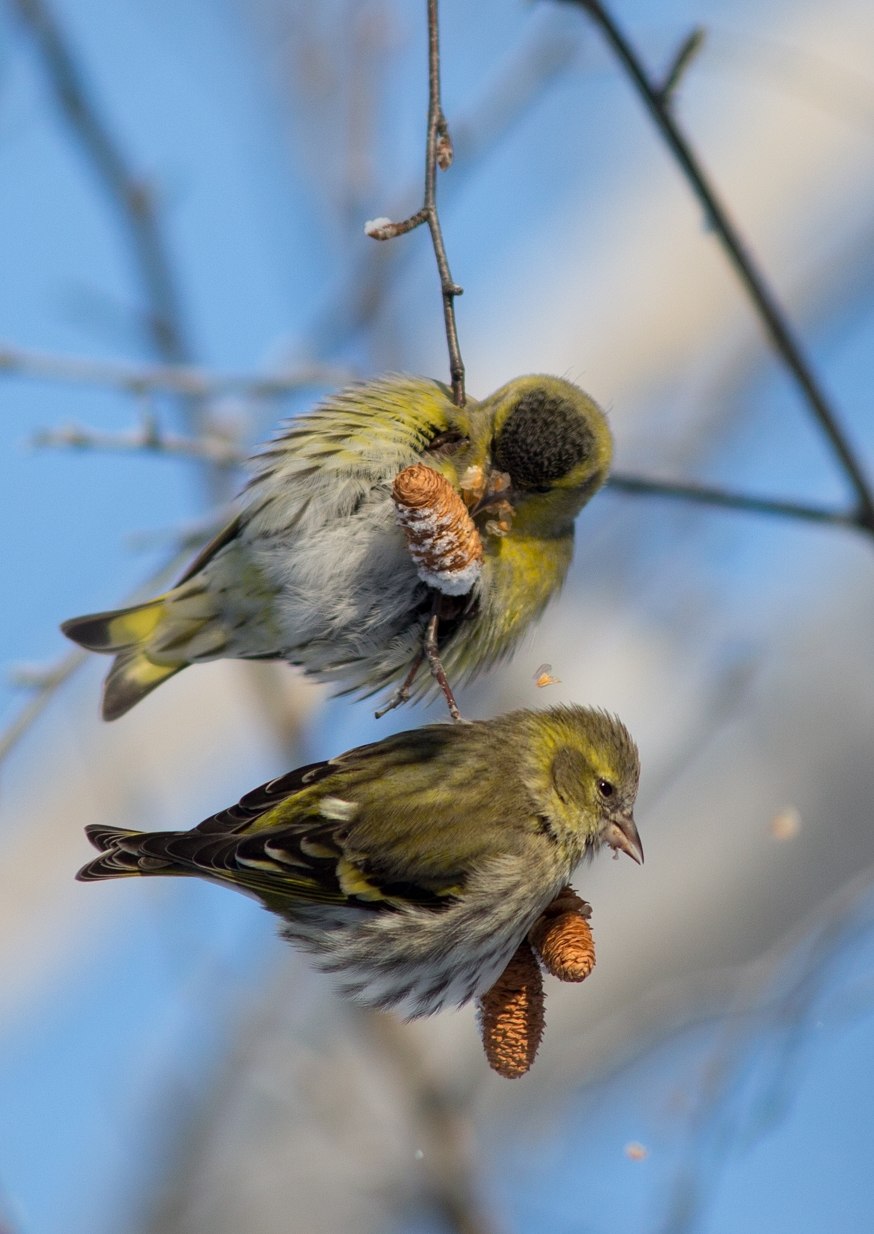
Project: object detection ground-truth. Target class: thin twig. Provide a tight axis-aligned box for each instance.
[0,648,87,766]
[423,0,465,404]
[657,865,874,1234]
[0,341,349,399]
[313,25,574,361]
[0,546,199,770]
[10,0,223,501]
[608,472,860,532]
[562,0,874,534]
[10,0,189,367]
[366,0,465,404]
[31,423,246,469]
[657,27,706,105]
[358,1011,501,1234]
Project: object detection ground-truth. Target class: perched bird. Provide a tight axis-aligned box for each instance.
[78,705,642,1018]
[62,374,613,720]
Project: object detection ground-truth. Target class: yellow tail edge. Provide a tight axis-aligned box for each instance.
[61,598,167,654]
[101,650,183,721]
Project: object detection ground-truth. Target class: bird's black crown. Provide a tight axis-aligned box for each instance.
[493,390,595,490]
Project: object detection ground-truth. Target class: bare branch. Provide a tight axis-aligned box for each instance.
[366,0,466,404]
[423,0,465,405]
[608,472,861,533]
[658,864,874,1233]
[358,1011,501,1234]
[657,26,706,105]
[0,342,350,400]
[10,0,191,368]
[310,24,574,363]
[10,0,223,501]
[0,648,87,766]
[31,422,246,469]
[365,209,429,241]
[562,0,874,534]
[0,546,201,771]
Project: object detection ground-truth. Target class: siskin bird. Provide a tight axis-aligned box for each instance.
[62,374,613,720]
[78,705,642,1018]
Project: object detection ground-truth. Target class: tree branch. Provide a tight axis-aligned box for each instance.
[0,544,205,769]
[608,472,860,532]
[0,341,349,399]
[10,0,224,501]
[657,27,705,105]
[0,648,86,766]
[313,24,574,362]
[31,422,246,469]
[10,0,190,368]
[561,0,874,534]
[366,0,466,404]
[358,1011,500,1234]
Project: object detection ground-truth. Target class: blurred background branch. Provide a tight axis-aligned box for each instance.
[0,647,85,767]
[563,0,874,531]
[0,341,350,398]
[31,420,245,468]
[9,0,200,416]
[0,542,207,768]
[607,472,860,531]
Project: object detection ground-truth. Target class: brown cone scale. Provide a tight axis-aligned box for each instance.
[477,939,545,1079]
[529,885,596,982]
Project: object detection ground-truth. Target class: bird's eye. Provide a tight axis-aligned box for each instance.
[597,779,615,799]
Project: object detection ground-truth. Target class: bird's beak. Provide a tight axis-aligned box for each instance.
[604,812,644,865]
[469,468,516,517]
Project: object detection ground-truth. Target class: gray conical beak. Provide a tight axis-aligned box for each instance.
[605,812,644,865]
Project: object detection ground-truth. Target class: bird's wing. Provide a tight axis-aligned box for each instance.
[246,377,471,490]
[191,759,341,835]
[174,514,244,585]
[160,723,533,909]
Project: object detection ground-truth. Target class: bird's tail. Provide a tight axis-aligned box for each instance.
[77,825,149,881]
[62,598,186,721]
[76,824,187,882]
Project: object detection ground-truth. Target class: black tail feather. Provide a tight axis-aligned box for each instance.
[77,825,157,881]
